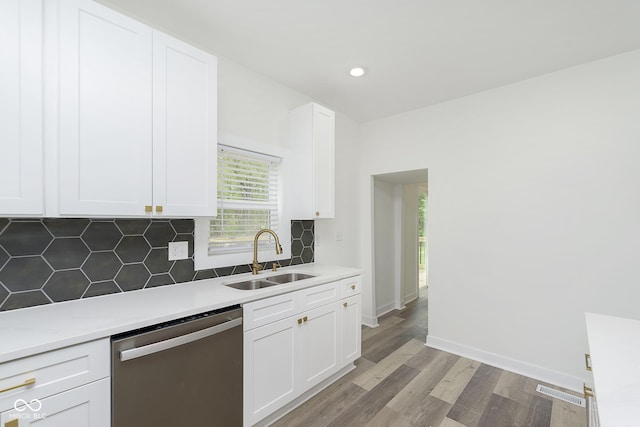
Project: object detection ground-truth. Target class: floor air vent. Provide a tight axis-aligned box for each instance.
[536,384,585,407]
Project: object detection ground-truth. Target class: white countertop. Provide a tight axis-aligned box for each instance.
[585,312,640,426]
[0,264,361,364]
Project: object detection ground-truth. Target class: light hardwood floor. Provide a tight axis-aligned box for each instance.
[273,296,586,427]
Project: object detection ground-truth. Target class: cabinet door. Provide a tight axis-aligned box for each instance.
[340,295,362,365]
[299,303,340,391]
[0,378,110,427]
[58,0,153,216]
[152,31,217,217]
[0,0,43,216]
[311,103,335,218]
[244,317,299,427]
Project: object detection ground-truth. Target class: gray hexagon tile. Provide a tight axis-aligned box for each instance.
[194,269,216,280]
[43,219,90,237]
[1,290,51,311]
[84,281,121,298]
[170,259,195,283]
[0,218,9,233]
[0,284,8,306]
[43,238,89,270]
[301,230,314,247]
[0,222,52,256]
[170,219,194,234]
[291,240,303,256]
[144,221,176,247]
[146,274,174,288]
[0,246,8,270]
[115,219,150,235]
[83,252,122,282]
[116,236,151,263]
[115,264,150,291]
[0,257,52,292]
[292,221,304,239]
[82,222,122,251]
[43,270,90,302]
[144,248,174,274]
[302,220,314,231]
[301,247,314,263]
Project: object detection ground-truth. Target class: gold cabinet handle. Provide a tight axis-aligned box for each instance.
[0,377,36,394]
[315,211,320,217]
[583,384,594,398]
[303,316,308,323]
[145,205,152,213]
[343,302,348,308]
[297,318,302,325]
[6,418,19,427]
[585,353,592,371]
[351,285,356,290]
[156,205,163,213]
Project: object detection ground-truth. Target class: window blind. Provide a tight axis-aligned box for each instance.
[209,145,281,255]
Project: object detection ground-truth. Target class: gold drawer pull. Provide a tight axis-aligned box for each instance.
[585,353,592,371]
[156,205,163,213]
[0,377,36,394]
[303,316,308,323]
[343,302,348,308]
[145,205,152,213]
[297,318,302,325]
[315,211,320,217]
[583,384,594,398]
[351,284,356,290]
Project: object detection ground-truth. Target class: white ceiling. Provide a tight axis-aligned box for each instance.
[99,0,640,122]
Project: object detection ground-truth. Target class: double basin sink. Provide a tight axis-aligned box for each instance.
[225,272,316,290]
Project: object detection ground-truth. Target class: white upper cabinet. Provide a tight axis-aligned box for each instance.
[58,0,153,217]
[57,0,216,217]
[289,102,335,219]
[0,0,44,216]
[152,31,217,217]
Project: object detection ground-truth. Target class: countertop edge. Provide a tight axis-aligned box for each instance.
[0,264,362,363]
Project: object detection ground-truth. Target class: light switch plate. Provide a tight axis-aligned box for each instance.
[168,241,189,260]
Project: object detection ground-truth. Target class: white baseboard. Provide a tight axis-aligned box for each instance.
[426,335,586,393]
[361,315,379,328]
[376,302,396,317]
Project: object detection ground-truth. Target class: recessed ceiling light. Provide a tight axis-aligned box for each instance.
[349,67,366,77]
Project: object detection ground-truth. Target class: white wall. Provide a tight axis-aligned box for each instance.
[359,49,640,390]
[402,183,419,304]
[314,113,362,268]
[373,179,397,316]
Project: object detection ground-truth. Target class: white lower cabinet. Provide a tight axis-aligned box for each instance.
[244,316,298,425]
[340,294,362,365]
[0,339,110,427]
[0,379,109,427]
[243,276,361,426]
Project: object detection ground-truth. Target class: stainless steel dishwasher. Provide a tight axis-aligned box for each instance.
[111,305,243,427]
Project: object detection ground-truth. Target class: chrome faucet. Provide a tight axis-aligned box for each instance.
[252,229,283,275]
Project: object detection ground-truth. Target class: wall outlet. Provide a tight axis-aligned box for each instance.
[168,241,189,260]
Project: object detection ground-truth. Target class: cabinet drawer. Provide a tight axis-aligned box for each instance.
[0,339,109,412]
[298,282,339,312]
[340,276,361,299]
[243,292,298,331]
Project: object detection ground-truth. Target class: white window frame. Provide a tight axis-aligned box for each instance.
[194,134,291,270]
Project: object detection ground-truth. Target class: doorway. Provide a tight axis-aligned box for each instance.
[371,169,428,321]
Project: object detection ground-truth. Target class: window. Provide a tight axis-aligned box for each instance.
[194,140,290,270]
[211,145,280,254]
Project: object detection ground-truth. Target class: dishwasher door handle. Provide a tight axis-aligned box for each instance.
[120,317,243,362]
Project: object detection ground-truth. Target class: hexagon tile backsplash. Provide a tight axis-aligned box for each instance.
[0,218,314,312]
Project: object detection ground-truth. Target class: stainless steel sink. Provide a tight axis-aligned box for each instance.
[225,279,279,290]
[265,273,316,284]
[224,272,316,290]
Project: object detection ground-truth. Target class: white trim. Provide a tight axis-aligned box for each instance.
[426,334,587,393]
[376,302,397,318]
[361,316,379,328]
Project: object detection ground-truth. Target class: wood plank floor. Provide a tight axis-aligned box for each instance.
[273,295,586,427]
